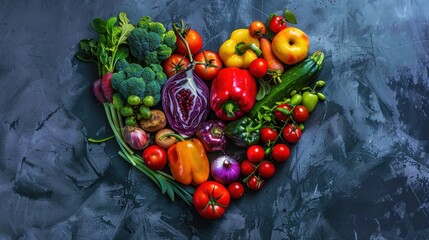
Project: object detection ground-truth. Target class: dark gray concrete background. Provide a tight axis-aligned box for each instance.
[1,0,429,239]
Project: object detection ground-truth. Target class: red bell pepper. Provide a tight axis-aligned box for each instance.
[210,67,257,121]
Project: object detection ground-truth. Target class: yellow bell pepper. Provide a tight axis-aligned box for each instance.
[164,133,210,185]
[219,29,262,68]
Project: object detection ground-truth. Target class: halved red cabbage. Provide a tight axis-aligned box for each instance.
[161,69,210,137]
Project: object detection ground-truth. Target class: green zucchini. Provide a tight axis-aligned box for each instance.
[248,50,324,119]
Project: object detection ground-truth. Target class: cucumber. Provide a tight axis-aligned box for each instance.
[248,50,324,119]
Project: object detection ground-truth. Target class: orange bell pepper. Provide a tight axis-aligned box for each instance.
[162,133,210,185]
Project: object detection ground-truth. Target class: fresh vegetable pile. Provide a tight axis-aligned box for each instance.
[76,8,326,220]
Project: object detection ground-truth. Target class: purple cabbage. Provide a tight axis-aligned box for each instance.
[161,69,210,137]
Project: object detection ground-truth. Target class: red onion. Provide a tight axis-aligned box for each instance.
[121,126,150,150]
[211,155,240,185]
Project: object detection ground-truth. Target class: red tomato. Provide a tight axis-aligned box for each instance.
[249,58,268,78]
[176,29,203,55]
[241,160,256,176]
[269,15,287,33]
[293,105,309,122]
[274,104,292,122]
[228,182,245,199]
[247,175,264,191]
[282,124,302,144]
[271,143,290,162]
[247,145,265,163]
[142,145,167,171]
[248,21,266,38]
[193,181,230,219]
[194,50,223,81]
[258,161,276,179]
[260,127,278,143]
[162,54,190,78]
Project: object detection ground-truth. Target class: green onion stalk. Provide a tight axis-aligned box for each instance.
[102,102,194,206]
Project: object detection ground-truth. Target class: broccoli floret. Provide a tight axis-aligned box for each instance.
[129,28,161,57]
[116,59,129,72]
[163,30,176,48]
[137,16,151,29]
[157,44,173,61]
[124,63,144,78]
[111,71,127,90]
[112,61,165,105]
[149,22,166,35]
[140,66,156,83]
[118,77,146,99]
[144,51,159,65]
[112,93,126,110]
[145,80,162,104]
[128,17,175,66]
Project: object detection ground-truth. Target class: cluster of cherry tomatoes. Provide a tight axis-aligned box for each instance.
[161,27,224,82]
[239,101,310,193]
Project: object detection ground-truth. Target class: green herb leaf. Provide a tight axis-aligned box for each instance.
[263,115,271,121]
[256,85,266,101]
[113,48,129,65]
[119,12,130,25]
[284,9,297,24]
[91,18,106,34]
[106,17,117,35]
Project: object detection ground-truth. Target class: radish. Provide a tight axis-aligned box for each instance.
[101,72,114,102]
[92,78,105,103]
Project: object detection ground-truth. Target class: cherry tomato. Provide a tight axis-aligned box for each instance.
[249,58,268,78]
[260,127,278,143]
[269,15,287,33]
[247,145,265,163]
[194,50,223,81]
[258,161,276,179]
[228,182,245,199]
[271,143,290,162]
[241,160,256,176]
[274,104,292,122]
[282,123,302,144]
[193,181,230,219]
[247,175,264,191]
[142,145,167,171]
[176,29,203,55]
[162,54,190,78]
[293,105,309,122]
[248,21,266,38]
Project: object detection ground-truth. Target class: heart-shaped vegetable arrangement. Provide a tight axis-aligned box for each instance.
[75,7,327,220]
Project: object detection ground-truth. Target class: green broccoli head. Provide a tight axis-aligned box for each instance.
[128,28,161,61]
[118,77,146,99]
[150,64,167,85]
[137,16,151,29]
[149,22,166,35]
[128,19,174,66]
[111,71,127,90]
[163,30,177,48]
[145,80,162,105]
[140,66,156,83]
[157,44,173,62]
[112,92,126,110]
[143,51,159,65]
[124,63,144,78]
[116,59,129,72]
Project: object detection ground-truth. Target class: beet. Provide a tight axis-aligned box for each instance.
[100,72,114,102]
[92,78,105,103]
